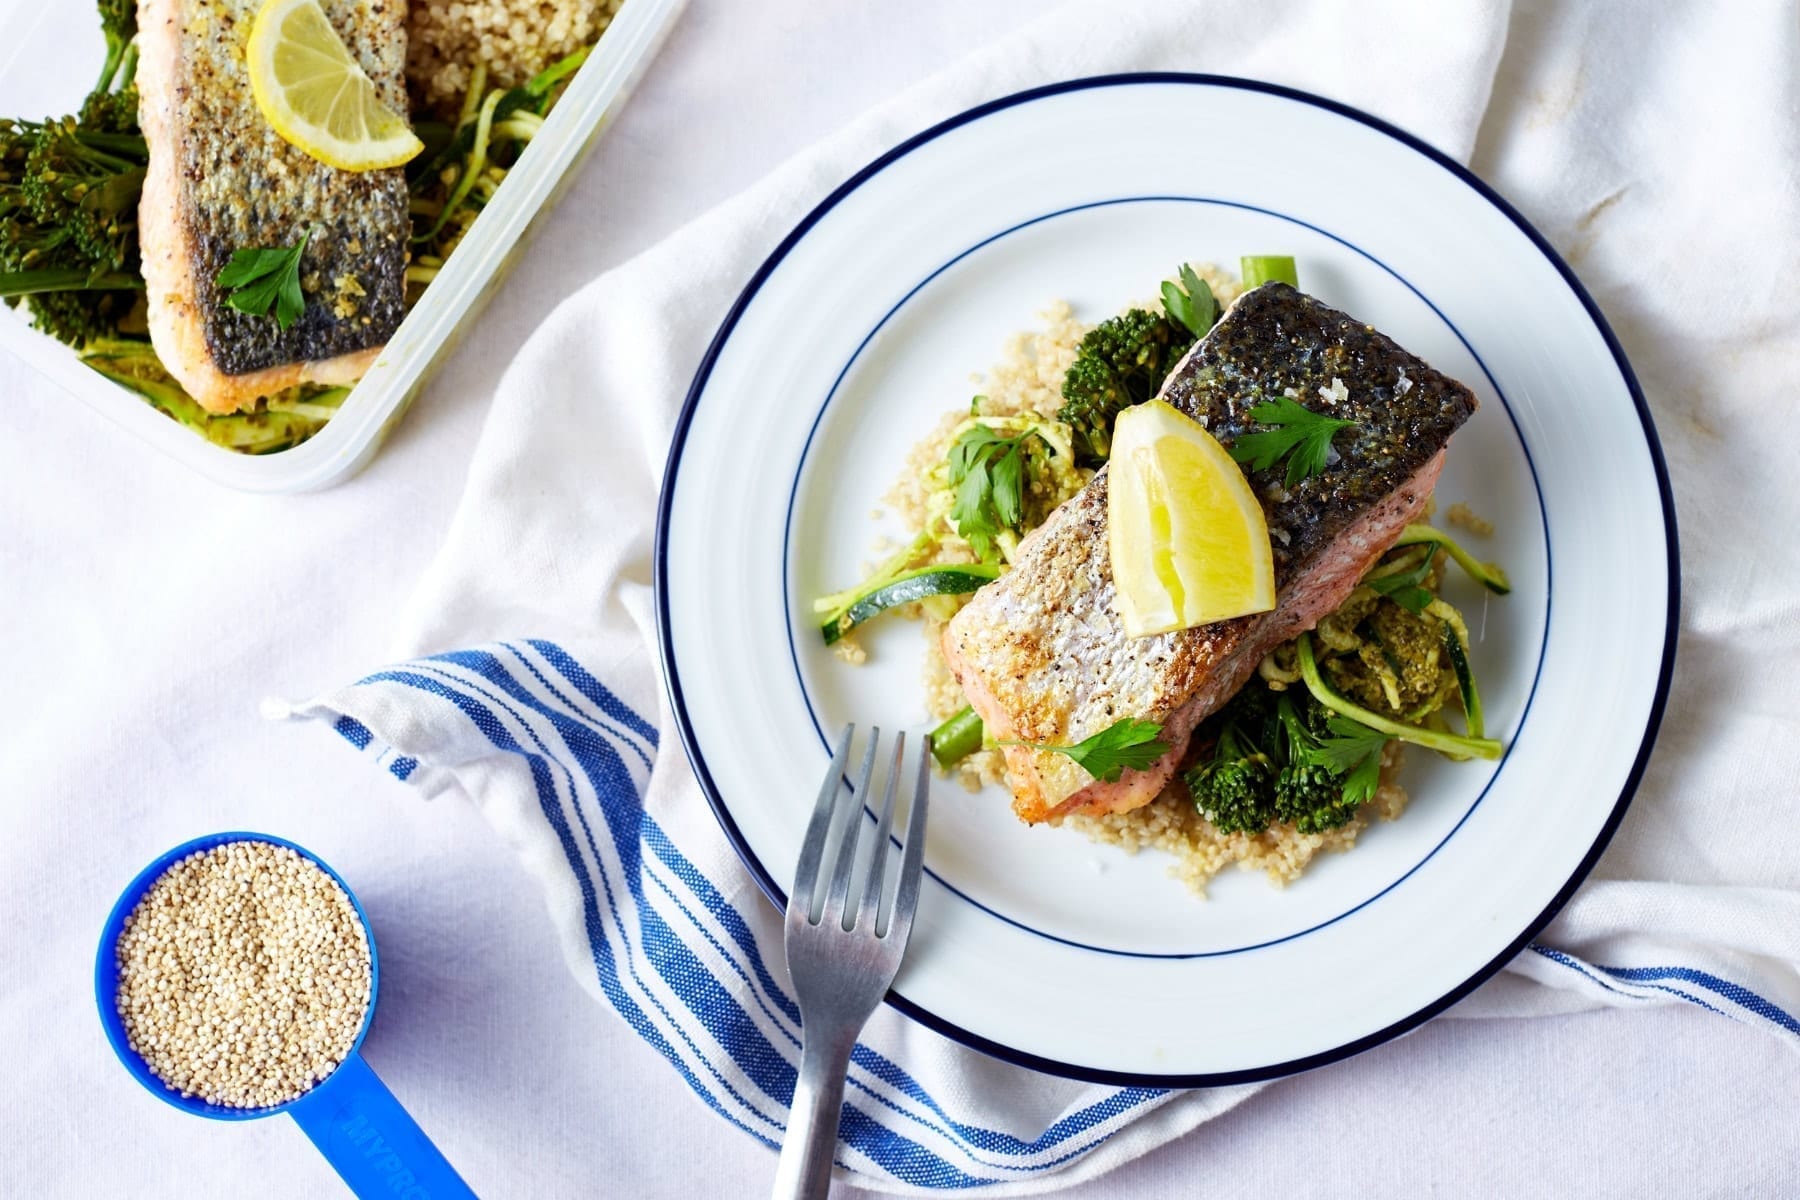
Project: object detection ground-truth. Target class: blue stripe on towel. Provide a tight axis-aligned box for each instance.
[359,666,781,1149]
[334,714,373,749]
[1595,964,1800,1034]
[1529,945,1726,1019]
[337,641,1162,1183]
[641,820,804,1029]
[332,642,1797,1185]
[638,818,1161,1170]
[528,638,660,747]
[396,661,793,1134]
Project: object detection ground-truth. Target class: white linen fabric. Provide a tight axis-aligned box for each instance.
[274,0,1800,1192]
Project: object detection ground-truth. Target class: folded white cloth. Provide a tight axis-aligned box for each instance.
[281,0,1800,1191]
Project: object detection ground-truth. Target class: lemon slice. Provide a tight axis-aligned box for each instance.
[1108,400,1276,636]
[247,0,423,171]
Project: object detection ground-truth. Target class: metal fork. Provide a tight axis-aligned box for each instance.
[771,725,930,1200]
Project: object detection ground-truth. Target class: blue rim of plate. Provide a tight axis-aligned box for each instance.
[654,72,1681,1087]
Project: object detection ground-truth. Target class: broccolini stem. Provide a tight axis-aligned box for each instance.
[1395,524,1511,593]
[0,269,142,297]
[95,37,127,95]
[929,706,983,769]
[1241,255,1299,288]
[1296,633,1502,760]
[74,130,150,158]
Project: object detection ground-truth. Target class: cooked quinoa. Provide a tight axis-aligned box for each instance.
[407,0,624,115]
[1066,743,1410,893]
[1446,501,1495,536]
[860,267,1415,894]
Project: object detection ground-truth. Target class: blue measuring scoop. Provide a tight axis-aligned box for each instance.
[96,832,476,1199]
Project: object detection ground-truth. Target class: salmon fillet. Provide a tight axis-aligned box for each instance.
[136,0,410,413]
[940,283,1478,824]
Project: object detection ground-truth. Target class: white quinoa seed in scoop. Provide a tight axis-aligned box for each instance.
[114,841,373,1109]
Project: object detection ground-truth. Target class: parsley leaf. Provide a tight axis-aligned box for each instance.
[1161,264,1219,338]
[989,440,1025,528]
[1228,395,1357,488]
[1365,548,1438,614]
[217,229,311,329]
[1004,717,1170,783]
[1306,715,1388,807]
[947,424,1040,561]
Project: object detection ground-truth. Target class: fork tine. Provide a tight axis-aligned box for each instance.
[789,724,854,916]
[854,731,906,931]
[820,728,879,928]
[880,734,931,944]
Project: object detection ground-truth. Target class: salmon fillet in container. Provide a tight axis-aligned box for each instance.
[0,0,684,492]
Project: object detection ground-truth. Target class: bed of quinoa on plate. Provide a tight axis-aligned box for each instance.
[864,267,1423,896]
[407,0,625,115]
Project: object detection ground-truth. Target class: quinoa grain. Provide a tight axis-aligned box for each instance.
[408,0,624,115]
[114,841,373,1109]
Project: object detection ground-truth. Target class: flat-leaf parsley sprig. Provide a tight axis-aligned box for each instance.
[1161,264,1219,339]
[948,424,1040,561]
[215,229,312,329]
[1229,393,1358,488]
[1005,717,1169,783]
[1305,714,1390,807]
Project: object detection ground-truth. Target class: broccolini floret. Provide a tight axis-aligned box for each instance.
[1185,682,1388,836]
[79,84,141,138]
[1,6,146,349]
[1183,683,1278,835]
[1057,308,1194,464]
[1268,694,1360,833]
[1274,760,1358,834]
[1186,721,1276,835]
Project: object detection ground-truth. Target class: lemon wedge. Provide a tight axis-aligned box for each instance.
[1108,400,1276,636]
[246,0,423,171]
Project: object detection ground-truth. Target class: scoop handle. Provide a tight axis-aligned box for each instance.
[289,1052,477,1199]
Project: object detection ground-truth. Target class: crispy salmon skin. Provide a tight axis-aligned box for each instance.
[941,283,1477,823]
[136,0,410,413]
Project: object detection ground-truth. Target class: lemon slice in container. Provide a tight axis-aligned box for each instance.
[1108,400,1276,636]
[247,0,423,171]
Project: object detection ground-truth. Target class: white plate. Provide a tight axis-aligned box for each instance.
[657,75,1677,1084]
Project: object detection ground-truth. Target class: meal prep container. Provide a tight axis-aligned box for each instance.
[0,0,683,493]
[96,832,475,1199]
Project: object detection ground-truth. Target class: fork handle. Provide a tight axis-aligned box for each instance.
[772,1029,856,1199]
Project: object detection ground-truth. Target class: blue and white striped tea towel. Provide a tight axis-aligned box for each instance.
[280,0,1800,1190]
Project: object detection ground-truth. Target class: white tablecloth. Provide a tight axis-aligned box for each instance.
[4,1,1797,1196]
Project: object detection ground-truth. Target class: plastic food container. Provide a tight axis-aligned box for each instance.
[0,0,683,492]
